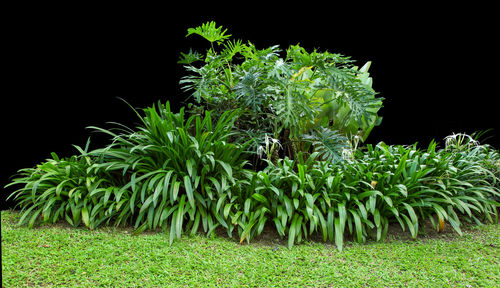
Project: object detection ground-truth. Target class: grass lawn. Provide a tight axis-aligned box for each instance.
[2,210,499,287]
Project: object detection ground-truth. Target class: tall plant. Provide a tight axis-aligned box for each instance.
[178,21,383,165]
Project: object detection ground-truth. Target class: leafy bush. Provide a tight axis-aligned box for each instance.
[8,102,254,243]
[354,142,498,236]
[179,21,383,164]
[6,141,125,229]
[242,153,335,248]
[239,141,500,250]
[87,102,253,242]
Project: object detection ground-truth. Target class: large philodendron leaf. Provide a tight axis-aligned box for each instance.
[179,65,221,104]
[310,61,383,142]
[177,49,203,65]
[302,127,350,163]
[234,68,268,113]
[354,61,383,141]
[186,21,231,44]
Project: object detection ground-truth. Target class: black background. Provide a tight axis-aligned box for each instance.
[2,7,498,209]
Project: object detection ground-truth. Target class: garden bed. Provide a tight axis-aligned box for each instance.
[3,22,499,287]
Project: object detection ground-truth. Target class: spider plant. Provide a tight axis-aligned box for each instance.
[88,101,252,243]
[346,141,500,242]
[6,139,125,229]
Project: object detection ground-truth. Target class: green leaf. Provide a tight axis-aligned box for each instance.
[350,209,363,243]
[190,212,201,236]
[288,214,298,249]
[393,152,408,184]
[396,184,408,197]
[383,195,393,208]
[186,21,231,44]
[231,211,242,225]
[178,49,203,65]
[327,207,334,243]
[244,198,251,215]
[402,203,418,226]
[368,195,377,214]
[172,181,181,202]
[153,182,163,207]
[298,164,306,185]
[239,219,256,244]
[132,222,148,236]
[447,206,463,236]
[283,196,293,217]
[270,186,281,196]
[401,214,417,239]
[431,203,448,221]
[303,127,349,163]
[216,160,233,181]
[176,196,186,239]
[186,159,195,178]
[338,203,347,232]
[305,193,314,208]
[169,211,177,245]
[223,203,232,219]
[334,217,343,251]
[216,194,227,213]
[183,176,194,208]
[252,193,268,204]
[373,209,381,227]
[357,190,382,200]
[140,196,154,214]
[82,206,90,228]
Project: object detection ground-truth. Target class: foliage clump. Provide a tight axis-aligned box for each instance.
[179,21,383,165]
[5,22,500,250]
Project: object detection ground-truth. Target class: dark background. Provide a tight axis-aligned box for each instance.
[2,8,498,210]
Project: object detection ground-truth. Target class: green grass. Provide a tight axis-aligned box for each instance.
[2,210,499,287]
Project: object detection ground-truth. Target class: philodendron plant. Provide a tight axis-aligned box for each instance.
[178,21,383,165]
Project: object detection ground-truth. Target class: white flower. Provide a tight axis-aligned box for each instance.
[341,148,354,162]
[444,133,479,151]
[256,145,265,159]
[257,134,282,159]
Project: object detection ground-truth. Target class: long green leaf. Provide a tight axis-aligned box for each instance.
[183,176,194,208]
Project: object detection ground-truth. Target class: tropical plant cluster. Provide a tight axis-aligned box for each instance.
[6,22,500,250]
[179,21,382,165]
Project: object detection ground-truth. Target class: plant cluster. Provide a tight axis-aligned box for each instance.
[179,21,383,165]
[5,22,500,250]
